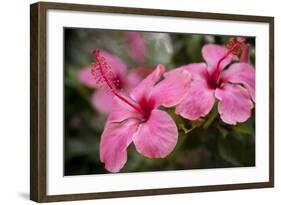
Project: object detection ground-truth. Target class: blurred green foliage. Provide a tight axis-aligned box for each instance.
[64,28,255,175]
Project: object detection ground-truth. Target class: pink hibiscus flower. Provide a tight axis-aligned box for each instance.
[175,37,255,125]
[91,50,192,172]
[78,50,149,113]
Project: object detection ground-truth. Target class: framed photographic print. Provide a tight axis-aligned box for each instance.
[30,1,274,202]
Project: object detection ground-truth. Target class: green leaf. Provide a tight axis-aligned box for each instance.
[218,138,242,166]
[216,125,229,138]
[218,133,255,167]
[233,121,253,135]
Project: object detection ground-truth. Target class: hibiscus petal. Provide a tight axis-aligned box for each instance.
[77,67,98,88]
[133,109,178,158]
[100,50,127,77]
[100,119,139,172]
[125,67,153,93]
[215,84,254,125]
[220,62,255,101]
[149,68,192,107]
[240,44,251,63]
[108,96,141,122]
[125,69,144,92]
[175,78,215,120]
[130,64,165,102]
[182,63,209,81]
[91,89,114,113]
[202,44,236,74]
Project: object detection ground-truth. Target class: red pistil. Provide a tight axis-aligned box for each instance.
[210,37,247,87]
[91,49,146,116]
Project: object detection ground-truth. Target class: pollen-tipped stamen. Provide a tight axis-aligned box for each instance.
[211,37,247,85]
[91,49,146,116]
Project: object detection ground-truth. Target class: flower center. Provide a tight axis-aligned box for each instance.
[138,97,156,121]
[208,37,247,88]
[91,49,146,116]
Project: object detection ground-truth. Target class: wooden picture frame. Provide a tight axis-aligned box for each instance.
[30,1,274,202]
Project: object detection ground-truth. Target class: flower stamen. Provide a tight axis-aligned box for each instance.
[211,37,247,85]
[91,49,146,116]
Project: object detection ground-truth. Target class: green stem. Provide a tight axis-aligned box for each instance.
[203,105,218,129]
